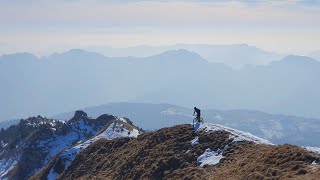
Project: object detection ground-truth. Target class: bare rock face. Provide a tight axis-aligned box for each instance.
[69,110,88,123]
[96,114,117,124]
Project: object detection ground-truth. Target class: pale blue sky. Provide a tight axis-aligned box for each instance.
[0,0,319,55]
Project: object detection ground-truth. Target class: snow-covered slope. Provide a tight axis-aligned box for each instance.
[304,147,320,154]
[0,116,66,179]
[195,123,272,145]
[0,157,19,179]
[193,123,272,167]
[0,111,140,180]
[194,123,320,168]
[35,119,105,173]
[45,120,140,180]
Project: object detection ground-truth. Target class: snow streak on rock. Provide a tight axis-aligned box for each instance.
[0,158,19,179]
[37,119,103,166]
[190,136,199,146]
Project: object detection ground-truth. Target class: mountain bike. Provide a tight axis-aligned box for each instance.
[193,116,204,128]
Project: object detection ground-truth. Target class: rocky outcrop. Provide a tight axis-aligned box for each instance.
[68,110,87,123]
[31,120,140,180]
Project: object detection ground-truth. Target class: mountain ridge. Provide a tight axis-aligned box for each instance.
[85,43,283,68]
[271,55,320,67]
[32,122,320,180]
[0,111,140,180]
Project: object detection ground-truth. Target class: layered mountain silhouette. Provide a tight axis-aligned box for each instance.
[86,44,281,68]
[309,50,320,61]
[1,49,320,122]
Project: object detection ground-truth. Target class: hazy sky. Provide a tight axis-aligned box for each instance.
[0,0,319,55]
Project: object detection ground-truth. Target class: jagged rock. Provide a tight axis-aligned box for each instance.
[96,114,117,124]
[31,120,140,180]
[0,112,138,180]
[69,110,88,123]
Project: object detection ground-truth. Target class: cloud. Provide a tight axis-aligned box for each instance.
[0,0,319,55]
[0,0,319,26]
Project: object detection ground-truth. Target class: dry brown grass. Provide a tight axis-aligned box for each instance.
[207,144,320,180]
[59,124,231,180]
[31,124,320,180]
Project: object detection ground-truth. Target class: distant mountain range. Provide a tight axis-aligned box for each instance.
[309,50,320,61]
[52,102,320,147]
[86,44,282,68]
[0,119,19,130]
[1,48,320,121]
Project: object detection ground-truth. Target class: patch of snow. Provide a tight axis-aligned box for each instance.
[47,167,59,180]
[311,160,319,172]
[37,119,105,167]
[129,128,140,138]
[196,123,272,145]
[0,158,19,179]
[191,136,199,145]
[118,117,128,123]
[197,148,224,167]
[304,146,320,154]
[37,131,79,164]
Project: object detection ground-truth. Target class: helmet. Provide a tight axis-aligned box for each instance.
[194,107,196,109]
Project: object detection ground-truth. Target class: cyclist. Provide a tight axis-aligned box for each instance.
[193,107,201,122]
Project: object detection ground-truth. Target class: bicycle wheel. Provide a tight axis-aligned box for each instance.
[193,118,195,128]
